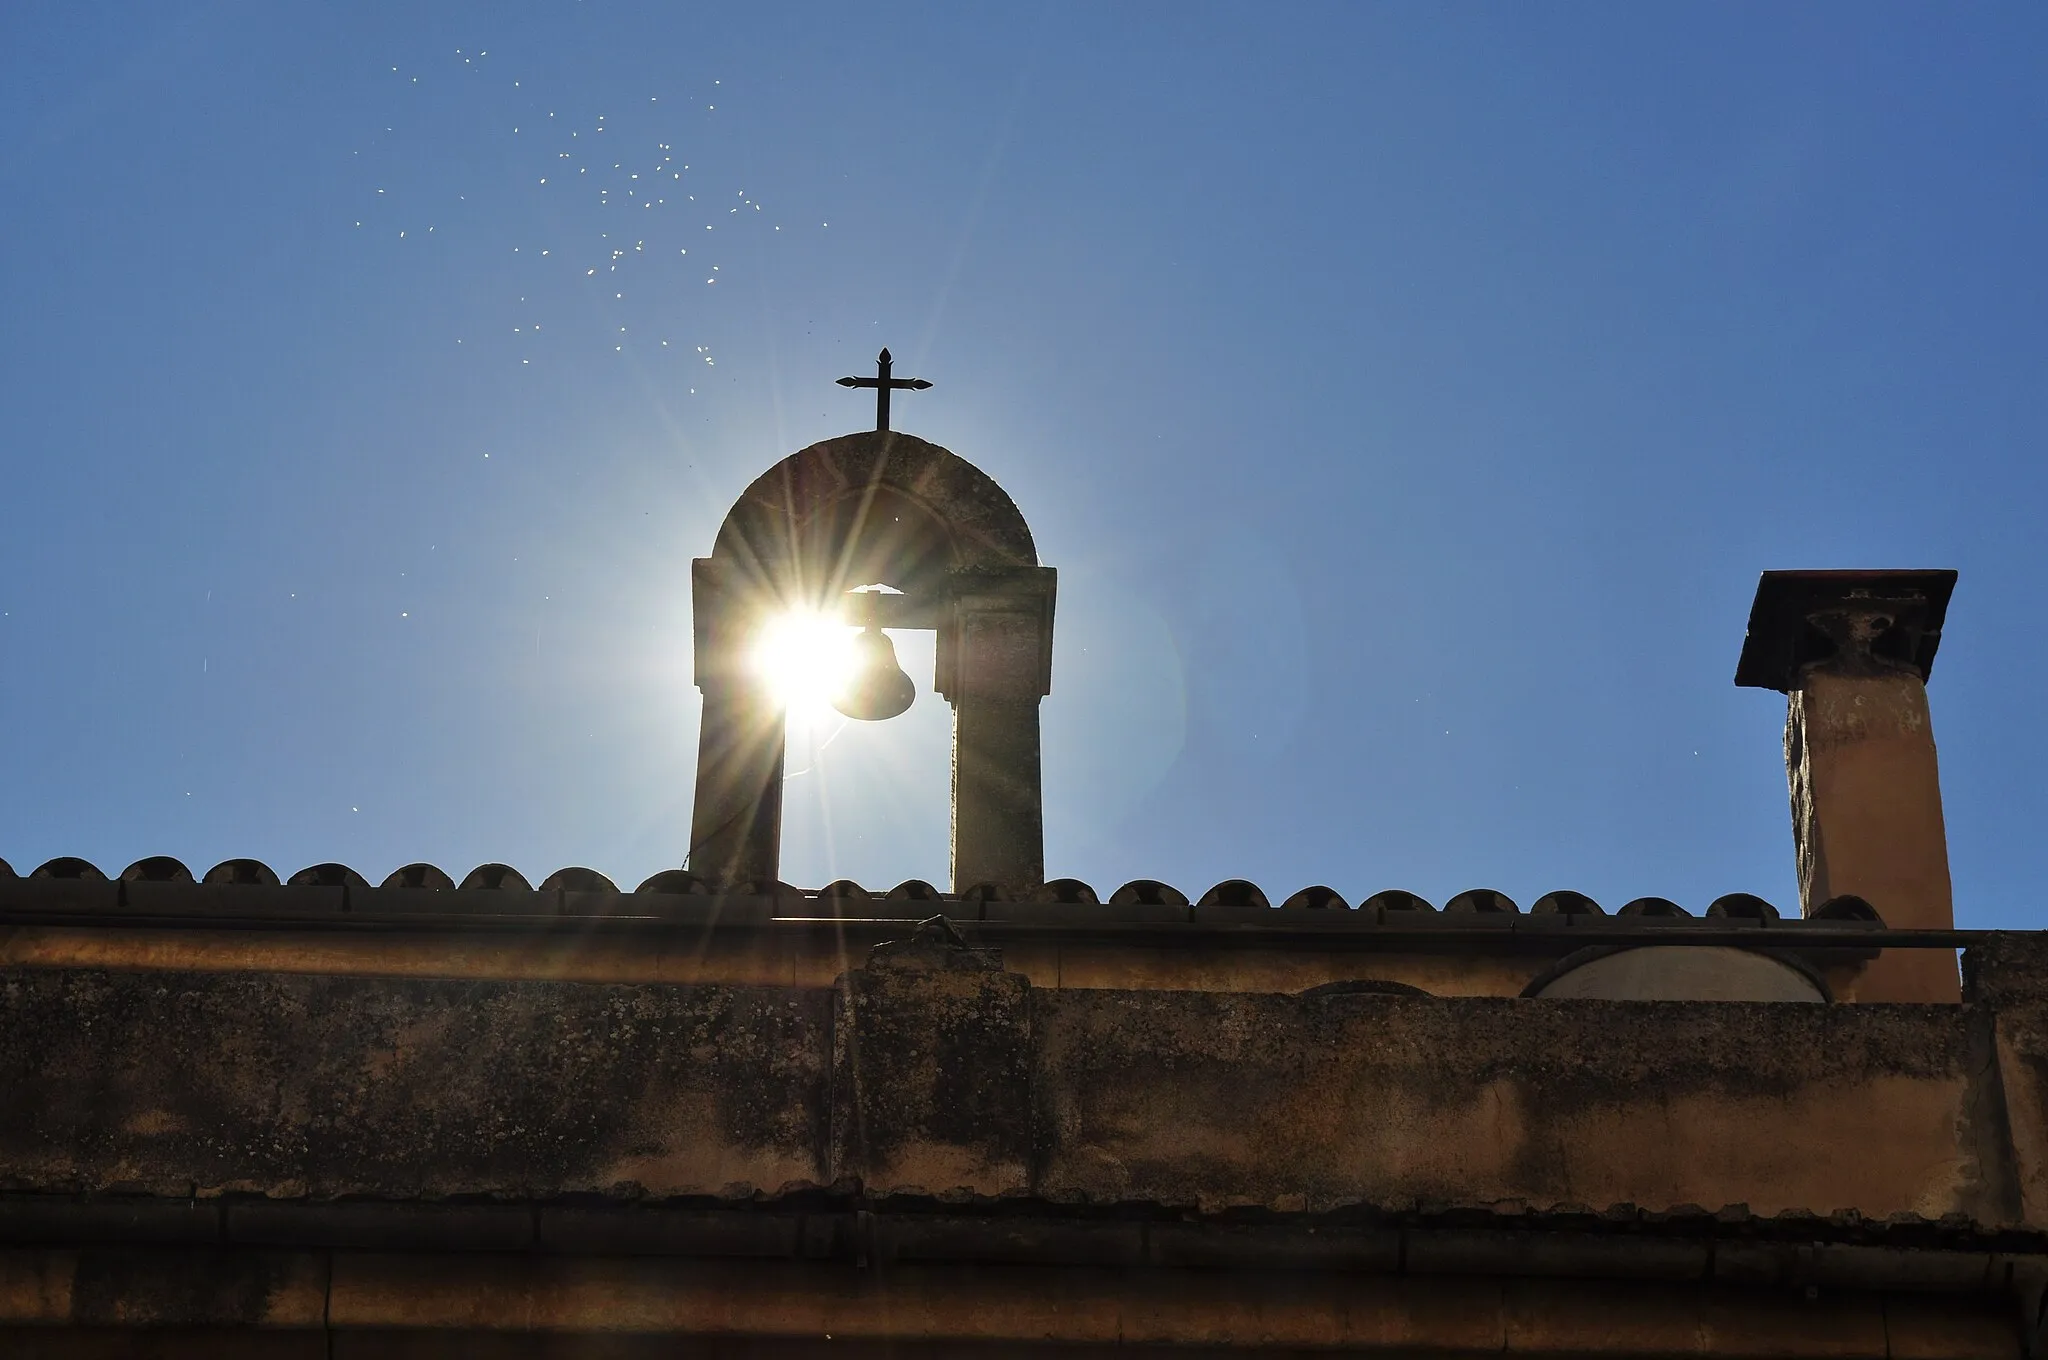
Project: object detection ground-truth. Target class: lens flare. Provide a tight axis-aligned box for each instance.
[752,611,858,717]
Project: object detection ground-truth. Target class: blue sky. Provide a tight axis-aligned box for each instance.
[2,3,2043,921]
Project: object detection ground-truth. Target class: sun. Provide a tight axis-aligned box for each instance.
[751,610,858,718]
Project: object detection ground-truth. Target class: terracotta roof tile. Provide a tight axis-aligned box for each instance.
[1197,880,1268,910]
[33,857,105,881]
[1813,894,1882,922]
[1109,879,1189,908]
[1445,888,1518,915]
[205,859,280,886]
[635,869,703,895]
[1363,889,1435,916]
[383,863,455,890]
[1707,893,1779,921]
[121,856,193,884]
[458,863,530,891]
[289,863,369,889]
[0,859,1848,935]
[540,867,617,894]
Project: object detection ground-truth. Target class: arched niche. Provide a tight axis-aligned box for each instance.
[713,430,1038,586]
[689,430,1055,895]
[1524,946,1828,1003]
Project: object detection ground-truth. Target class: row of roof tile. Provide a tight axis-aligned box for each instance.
[0,855,1882,924]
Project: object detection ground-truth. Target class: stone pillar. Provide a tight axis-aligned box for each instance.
[939,568,1056,897]
[686,683,785,889]
[687,559,785,889]
[1736,570,1960,1003]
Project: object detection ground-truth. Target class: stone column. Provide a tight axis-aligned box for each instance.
[686,558,785,889]
[1736,570,1960,1003]
[939,568,1056,897]
[686,684,785,889]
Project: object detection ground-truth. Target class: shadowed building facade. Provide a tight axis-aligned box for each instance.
[0,423,2036,1356]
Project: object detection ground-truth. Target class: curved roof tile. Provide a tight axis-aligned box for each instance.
[33,857,105,881]
[1363,889,1435,915]
[121,857,193,884]
[1707,893,1780,921]
[289,863,370,889]
[1812,894,1883,924]
[204,859,280,887]
[1445,889,1518,915]
[634,869,703,895]
[383,863,456,890]
[1197,880,1269,909]
[459,864,531,892]
[0,860,1848,944]
[541,867,618,894]
[1109,879,1189,908]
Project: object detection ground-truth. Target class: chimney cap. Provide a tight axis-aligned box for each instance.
[1735,569,1957,692]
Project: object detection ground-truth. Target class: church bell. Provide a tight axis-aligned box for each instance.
[832,624,916,721]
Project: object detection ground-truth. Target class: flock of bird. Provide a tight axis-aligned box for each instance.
[353,49,828,382]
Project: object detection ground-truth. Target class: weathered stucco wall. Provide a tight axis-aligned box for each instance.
[1032,989,1992,1220]
[3,942,2045,1354]
[1973,936,2048,1236]
[0,953,2026,1227]
[0,969,828,1199]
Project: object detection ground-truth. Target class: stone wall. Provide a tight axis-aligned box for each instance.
[3,936,2046,1354]
[0,946,2034,1222]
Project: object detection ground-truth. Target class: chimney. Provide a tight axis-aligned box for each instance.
[1735,570,1961,1003]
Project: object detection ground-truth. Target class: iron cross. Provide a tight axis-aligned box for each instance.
[836,348,931,431]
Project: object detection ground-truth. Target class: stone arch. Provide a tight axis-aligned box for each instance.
[690,430,1055,894]
[1522,946,1828,1002]
[712,431,1037,597]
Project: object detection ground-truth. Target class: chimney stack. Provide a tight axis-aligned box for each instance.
[1735,570,1961,1003]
